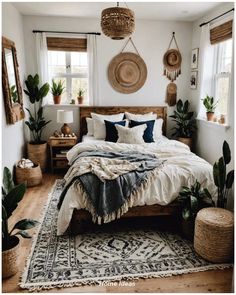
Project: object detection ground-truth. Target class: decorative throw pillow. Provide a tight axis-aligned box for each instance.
[125,111,157,121]
[130,120,155,143]
[116,124,147,144]
[105,120,127,142]
[86,117,94,136]
[91,112,125,139]
[154,118,164,140]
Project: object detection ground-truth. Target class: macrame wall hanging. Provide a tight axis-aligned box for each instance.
[108,37,147,94]
[163,32,182,106]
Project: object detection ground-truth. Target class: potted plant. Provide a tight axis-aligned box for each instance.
[51,79,65,104]
[213,141,234,208]
[178,180,214,240]
[201,95,218,121]
[2,167,39,278]
[170,99,197,149]
[24,74,51,172]
[77,88,85,105]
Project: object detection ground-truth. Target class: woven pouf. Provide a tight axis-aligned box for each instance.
[194,207,234,263]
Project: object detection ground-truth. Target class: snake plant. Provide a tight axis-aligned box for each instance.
[213,141,234,208]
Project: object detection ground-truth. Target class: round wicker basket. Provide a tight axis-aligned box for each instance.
[2,236,20,278]
[27,142,47,172]
[16,164,42,187]
[194,207,234,263]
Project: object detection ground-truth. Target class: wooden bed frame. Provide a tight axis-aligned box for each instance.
[70,106,181,234]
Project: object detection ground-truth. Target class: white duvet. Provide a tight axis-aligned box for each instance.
[57,137,217,235]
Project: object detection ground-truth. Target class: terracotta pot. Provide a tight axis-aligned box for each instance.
[27,142,47,172]
[77,96,84,105]
[2,236,20,278]
[53,95,61,104]
[182,219,195,241]
[177,137,193,150]
[206,112,214,121]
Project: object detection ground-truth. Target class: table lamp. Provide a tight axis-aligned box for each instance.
[57,110,73,135]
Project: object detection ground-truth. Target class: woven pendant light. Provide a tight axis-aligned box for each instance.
[101,2,135,40]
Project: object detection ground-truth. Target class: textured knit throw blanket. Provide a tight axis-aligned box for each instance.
[58,151,164,224]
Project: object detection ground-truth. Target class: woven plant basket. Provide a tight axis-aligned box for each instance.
[27,142,47,172]
[194,207,234,263]
[2,236,20,278]
[16,164,42,187]
[177,137,193,150]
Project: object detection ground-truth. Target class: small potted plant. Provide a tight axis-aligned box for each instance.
[213,141,234,208]
[170,99,197,149]
[2,167,39,278]
[201,95,218,121]
[178,180,214,240]
[51,79,65,104]
[77,88,85,105]
[24,74,51,172]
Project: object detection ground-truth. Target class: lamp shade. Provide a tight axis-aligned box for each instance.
[57,110,73,124]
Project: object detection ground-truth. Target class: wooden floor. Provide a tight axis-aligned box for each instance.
[2,173,233,293]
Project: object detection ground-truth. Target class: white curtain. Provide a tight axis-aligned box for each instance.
[87,34,99,105]
[198,24,214,117]
[35,32,50,106]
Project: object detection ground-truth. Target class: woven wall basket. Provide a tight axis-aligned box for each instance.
[108,52,147,94]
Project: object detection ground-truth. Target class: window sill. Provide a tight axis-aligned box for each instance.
[196,117,230,130]
[43,104,89,108]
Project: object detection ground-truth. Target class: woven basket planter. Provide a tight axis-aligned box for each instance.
[16,164,42,187]
[194,207,234,263]
[2,236,20,278]
[27,142,47,172]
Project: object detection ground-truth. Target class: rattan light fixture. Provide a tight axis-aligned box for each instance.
[101,2,135,40]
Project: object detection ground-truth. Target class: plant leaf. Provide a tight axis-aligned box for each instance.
[14,230,31,239]
[226,170,234,189]
[12,219,40,231]
[2,167,14,194]
[218,157,226,190]
[182,207,191,220]
[223,141,231,164]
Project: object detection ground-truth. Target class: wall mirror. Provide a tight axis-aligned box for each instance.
[2,36,24,124]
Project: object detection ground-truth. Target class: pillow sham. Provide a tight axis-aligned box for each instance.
[91,112,125,139]
[105,120,126,142]
[130,120,155,143]
[116,124,147,144]
[125,111,157,121]
[86,117,94,136]
[153,118,164,139]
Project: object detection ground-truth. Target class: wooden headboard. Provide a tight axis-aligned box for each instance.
[79,106,167,140]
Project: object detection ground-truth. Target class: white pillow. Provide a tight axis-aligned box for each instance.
[154,118,164,139]
[116,124,147,144]
[91,112,125,139]
[125,111,157,121]
[86,117,94,136]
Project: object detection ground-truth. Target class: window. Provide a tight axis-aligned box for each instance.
[47,37,88,104]
[213,38,232,119]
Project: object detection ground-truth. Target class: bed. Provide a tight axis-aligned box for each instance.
[57,106,216,235]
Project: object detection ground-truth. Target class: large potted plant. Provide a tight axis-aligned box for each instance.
[178,180,214,240]
[2,167,39,278]
[201,95,218,121]
[51,79,65,104]
[213,141,234,208]
[24,74,51,172]
[170,99,196,149]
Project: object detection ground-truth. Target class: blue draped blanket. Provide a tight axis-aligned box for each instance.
[58,151,164,222]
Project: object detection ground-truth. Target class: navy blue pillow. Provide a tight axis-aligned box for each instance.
[129,120,155,143]
[105,120,126,142]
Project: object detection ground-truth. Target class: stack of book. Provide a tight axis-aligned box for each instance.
[55,150,69,158]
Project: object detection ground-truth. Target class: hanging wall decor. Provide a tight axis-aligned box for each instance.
[163,32,182,106]
[101,2,135,40]
[108,38,147,94]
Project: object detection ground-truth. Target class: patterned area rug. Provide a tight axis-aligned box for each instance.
[20,180,231,291]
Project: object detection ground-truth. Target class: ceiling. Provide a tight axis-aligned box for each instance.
[12,2,221,21]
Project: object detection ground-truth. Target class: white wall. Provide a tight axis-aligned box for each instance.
[22,15,193,139]
[2,3,28,170]
[190,3,234,208]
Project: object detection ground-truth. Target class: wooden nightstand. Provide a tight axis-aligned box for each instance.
[48,136,77,173]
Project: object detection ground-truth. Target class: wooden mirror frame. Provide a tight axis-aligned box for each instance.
[2,36,24,124]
